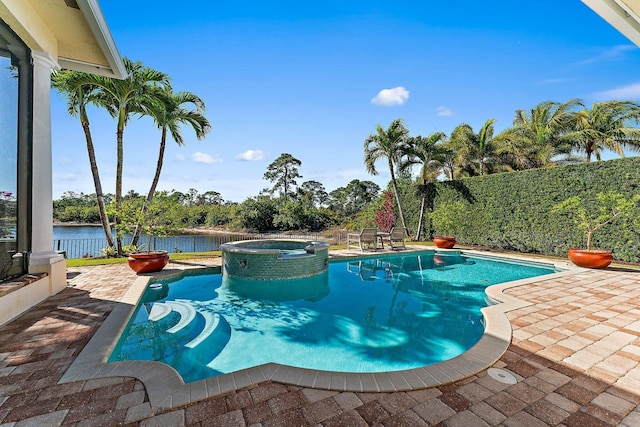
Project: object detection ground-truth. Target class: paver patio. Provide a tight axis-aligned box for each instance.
[1,251,639,426]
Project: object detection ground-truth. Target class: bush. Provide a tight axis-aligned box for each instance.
[426,157,640,261]
[231,196,278,232]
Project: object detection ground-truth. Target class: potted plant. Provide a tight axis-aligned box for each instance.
[552,191,639,269]
[116,194,176,273]
[430,200,465,249]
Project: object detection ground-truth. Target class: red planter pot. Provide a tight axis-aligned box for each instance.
[127,250,170,274]
[433,236,456,249]
[567,248,613,269]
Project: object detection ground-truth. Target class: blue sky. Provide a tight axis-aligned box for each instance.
[50,0,640,202]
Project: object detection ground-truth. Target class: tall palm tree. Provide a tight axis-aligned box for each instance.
[77,58,171,254]
[398,132,448,240]
[131,88,211,246]
[364,119,410,230]
[565,100,640,162]
[495,99,581,169]
[51,70,115,248]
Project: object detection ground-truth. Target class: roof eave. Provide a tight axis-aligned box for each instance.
[72,0,127,79]
[582,0,640,47]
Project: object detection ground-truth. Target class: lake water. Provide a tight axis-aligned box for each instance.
[53,225,109,240]
[53,225,232,258]
[52,226,321,259]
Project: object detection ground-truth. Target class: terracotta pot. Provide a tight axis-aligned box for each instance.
[567,248,613,269]
[433,236,456,249]
[127,250,169,273]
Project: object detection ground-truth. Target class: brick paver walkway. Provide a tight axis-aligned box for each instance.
[1,255,639,426]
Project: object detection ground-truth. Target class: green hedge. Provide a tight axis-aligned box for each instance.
[427,157,640,262]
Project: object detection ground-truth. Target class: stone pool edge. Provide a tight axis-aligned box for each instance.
[59,249,582,411]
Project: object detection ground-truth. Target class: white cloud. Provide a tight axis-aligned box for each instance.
[175,154,185,161]
[435,106,452,117]
[576,44,636,65]
[54,173,82,181]
[537,78,572,85]
[58,157,73,166]
[595,83,640,100]
[371,86,409,106]
[192,152,222,164]
[235,149,267,161]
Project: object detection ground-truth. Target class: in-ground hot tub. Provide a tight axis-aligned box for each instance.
[219,239,329,280]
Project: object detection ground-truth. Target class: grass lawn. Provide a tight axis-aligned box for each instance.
[65,251,222,267]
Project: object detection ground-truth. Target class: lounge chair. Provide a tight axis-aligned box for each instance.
[383,227,407,250]
[347,228,378,251]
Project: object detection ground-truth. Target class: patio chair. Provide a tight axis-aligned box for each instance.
[347,228,378,251]
[383,227,407,250]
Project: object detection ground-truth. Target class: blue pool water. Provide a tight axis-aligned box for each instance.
[109,251,556,383]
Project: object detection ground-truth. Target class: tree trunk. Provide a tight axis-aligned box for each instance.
[115,114,125,256]
[415,194,426,241]
[388,159,408,231]
[132,127,167,246]
[80,112,114,249]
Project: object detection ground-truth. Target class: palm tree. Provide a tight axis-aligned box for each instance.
[444,123,474,178]
[398,132,448,240]
[495,99,581,169]
[131,88,211,246]
[51,70,115,248]
[364,119,410,230]
[77,58,171,254]
[474,119,498,175]
[565,100,640,162]
[447,120,498,176]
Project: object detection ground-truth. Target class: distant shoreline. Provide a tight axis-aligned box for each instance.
[53,222,103,227]
[53,223,245,236]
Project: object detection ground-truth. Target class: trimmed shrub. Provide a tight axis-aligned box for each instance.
[428,157,640,262]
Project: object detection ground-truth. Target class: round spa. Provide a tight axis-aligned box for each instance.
[219,239,330,280]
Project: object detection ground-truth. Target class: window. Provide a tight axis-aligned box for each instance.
[0,19,32,280]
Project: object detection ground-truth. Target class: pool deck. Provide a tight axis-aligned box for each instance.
[1,248,640,426]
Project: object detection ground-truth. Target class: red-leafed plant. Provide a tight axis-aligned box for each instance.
[375,191,397,233]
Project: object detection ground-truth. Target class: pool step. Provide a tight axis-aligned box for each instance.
[147,300,227,351]
[185,311,220,349]
[148,302,172,321]
[165,301,197,333]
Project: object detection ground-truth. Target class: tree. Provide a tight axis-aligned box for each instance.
[364,118,409,230]
[565,100,640,162]
[328,180,380,219]
[495,99,581,169]
[345,180,380,216]
[474,119,498,175]
[299,180,329,207]
[552,191,640,250]
[399,132,448,240]
[198,191,224,205]
[131,88,211,246]
[233,196,278,231]
[449,120,499,176]
[75,58,171,255]
[263,153,302,200]
[442,123,473,179]
[113,191,180,253]
[375,191,397,233]
[51,70,115,248]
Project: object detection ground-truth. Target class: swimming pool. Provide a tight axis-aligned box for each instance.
[109,251,557,383]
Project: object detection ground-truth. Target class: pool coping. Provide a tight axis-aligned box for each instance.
[59,248,582,410]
